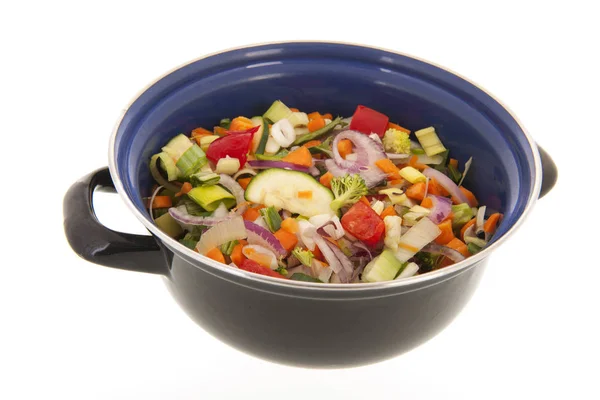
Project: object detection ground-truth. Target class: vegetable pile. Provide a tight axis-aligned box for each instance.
[147,101,503,283]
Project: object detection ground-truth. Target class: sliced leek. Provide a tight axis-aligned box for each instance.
[415,126,447,156]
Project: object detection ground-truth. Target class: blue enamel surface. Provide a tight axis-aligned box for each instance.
[113,43,537,243]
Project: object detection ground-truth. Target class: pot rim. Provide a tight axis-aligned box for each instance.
[107,40,542,291]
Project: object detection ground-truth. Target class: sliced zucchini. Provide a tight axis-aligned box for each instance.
[162,134,193,161]
[245,169,334,217]
[250,116,269,154]
[176,144,207,177]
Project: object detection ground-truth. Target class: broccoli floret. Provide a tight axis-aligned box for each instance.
[292,247,314,267]
[330,174,368,212]
[383,128,411,154]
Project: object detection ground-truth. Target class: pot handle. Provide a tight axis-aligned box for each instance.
[63,167,169,275]
[537,145,557,198]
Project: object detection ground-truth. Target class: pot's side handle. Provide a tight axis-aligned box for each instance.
[63,167,169,275]
[537,145,557,198]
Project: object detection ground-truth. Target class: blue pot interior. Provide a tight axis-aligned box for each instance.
[113,43,537,243]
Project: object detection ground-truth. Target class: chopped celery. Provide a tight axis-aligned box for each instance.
[451,203,474,228]
[292,117,342,145]
[415,127,447,156]
[288,112,309,127]
[187,185,236,211]
[154,212,183,238]
[275,266,288,276]
[290,273,322,282]
[219,118,231,129]
[263,100,293,123]
[220,240,239,256]
[190,171,220,186]
[292,247,314,267]
[259,206,282,232]
[176,144,207,177]
[467,242,482,254]
[362,250,405,282]
[215,157,240,175]
[399,166,426,183]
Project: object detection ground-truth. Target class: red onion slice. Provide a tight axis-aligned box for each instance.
[422,167,469,204]
[421,243,466,263]
[427,195,452,224]
[244,221,287,257]
[247,160,311,173]
[313,234,353,283]
[169,206,233,226]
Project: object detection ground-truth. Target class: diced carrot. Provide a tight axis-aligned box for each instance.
[230,243,246,266]
[380,205,397,219]
[281,218,299,234]
[484,213,503,233]
[337,139,353,159]
[322,113,333,120]
[429,178,450,197]
[229,116,254,132]
[307,117,326,132]
[442,212,454,223]
[206,247,225,263]
[445,238,470,257]
[409,155,428,171]
[175,182,193,197]
[307,112,322,120]
[460,218,476,240]
[237,177,252,190]
[191,127,213,145]
[244,247,275,268]
[435,219,455,245]
[214,126,228,136]
[282,146,313,167]
[274,229,298,252]
[359,196,371,206]
[289,107,300,112]
[302,140,322,148]
[242,206,264,222]
[387,122,411,134]
[319,171,334,188]
[459,186,479,207]
[406,182,426,201]
[388,178,405,186]
[421,197,434,208]
[375,159,402,181]
[146,196,172,209]
[449,158,459,169]
[297,190,313,199]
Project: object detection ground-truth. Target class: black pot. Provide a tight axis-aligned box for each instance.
[63,42,557,368]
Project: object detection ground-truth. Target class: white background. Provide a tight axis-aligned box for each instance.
[1,1,599,399]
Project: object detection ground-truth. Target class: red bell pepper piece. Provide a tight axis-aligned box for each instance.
[349,105,389,137]
[341,201,385,247]
[239,259,286,279]
[206,126,259,166]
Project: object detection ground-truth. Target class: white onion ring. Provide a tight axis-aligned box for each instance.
[270,118,296,147]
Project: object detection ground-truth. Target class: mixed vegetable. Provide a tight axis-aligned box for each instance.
[147,101,503,283]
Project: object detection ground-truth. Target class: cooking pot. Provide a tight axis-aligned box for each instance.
[63,42,557,368]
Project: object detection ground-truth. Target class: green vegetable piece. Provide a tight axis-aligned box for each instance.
[219,118,231,129]
[362,250,404,282]
[220,240,239,256]
[251,116,270,155]
[260,206,283,232]
[447,163,462,183]
[413,252,441,273]
[383,128,411,154]
[179,238,198,249]
[276,266,288,276]
[307,136,334,158]
[433,150,450,173]
[254,149,290,161]
[410,148,425,155]
[154,212,183,238]
[292,117,343,145]
[188,185,236,212]
[292,247,314,267]
[162,134,193,161]
[157,152,179,181]
[263,100,293,123]
[415,126,447,156]
[289,273,322,283]
[176,144,207,177]
[190,171,220,186]
[451,203,474,229]
[152,208,169,219]
[330,174,368,212]
[467,242,482,255]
